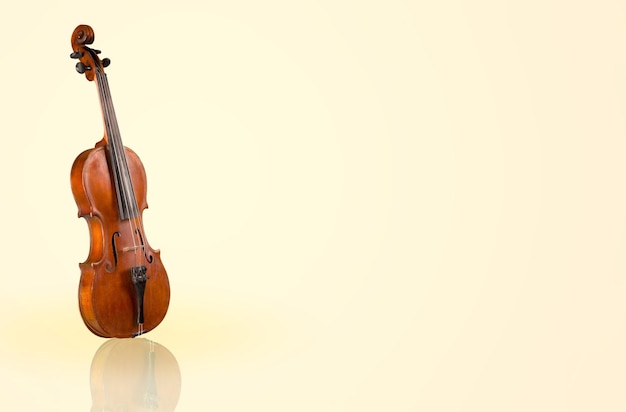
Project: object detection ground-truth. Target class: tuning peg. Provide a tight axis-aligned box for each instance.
[75,62,90,74]
[70,51,83,59]
[102,58,111,68]
[93,49,101,54]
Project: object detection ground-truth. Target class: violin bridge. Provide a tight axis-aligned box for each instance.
[122,245,142,252]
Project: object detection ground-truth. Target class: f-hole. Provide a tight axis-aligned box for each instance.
[105,231,121,272]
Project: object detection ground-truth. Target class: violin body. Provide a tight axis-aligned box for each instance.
[71,142,169,337]
[69,25,170,338]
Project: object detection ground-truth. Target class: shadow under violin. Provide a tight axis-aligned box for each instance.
[90,338,181,411]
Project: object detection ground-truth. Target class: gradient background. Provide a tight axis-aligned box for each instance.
[2,0,626,410]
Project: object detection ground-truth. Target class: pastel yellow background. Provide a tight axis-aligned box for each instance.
[1,0,626,410]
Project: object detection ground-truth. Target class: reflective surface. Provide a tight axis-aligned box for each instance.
[90,339,180,412]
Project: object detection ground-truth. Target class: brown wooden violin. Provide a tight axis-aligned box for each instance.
[69,25,170,338]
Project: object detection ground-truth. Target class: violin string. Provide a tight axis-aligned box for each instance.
[102,71,129,218]
[96,62,146,332]
[99,66,145,333]
[98,69,125,218]
[100,69,141,259]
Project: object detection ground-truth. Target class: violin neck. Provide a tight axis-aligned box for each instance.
[94,69,139,220]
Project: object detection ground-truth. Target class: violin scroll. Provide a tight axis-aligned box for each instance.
[72,24,94,47]
[70,24,110,81]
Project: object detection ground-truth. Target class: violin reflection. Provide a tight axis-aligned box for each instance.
[90,338,181,411]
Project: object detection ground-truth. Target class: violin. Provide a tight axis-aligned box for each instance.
[69,25,170,338]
